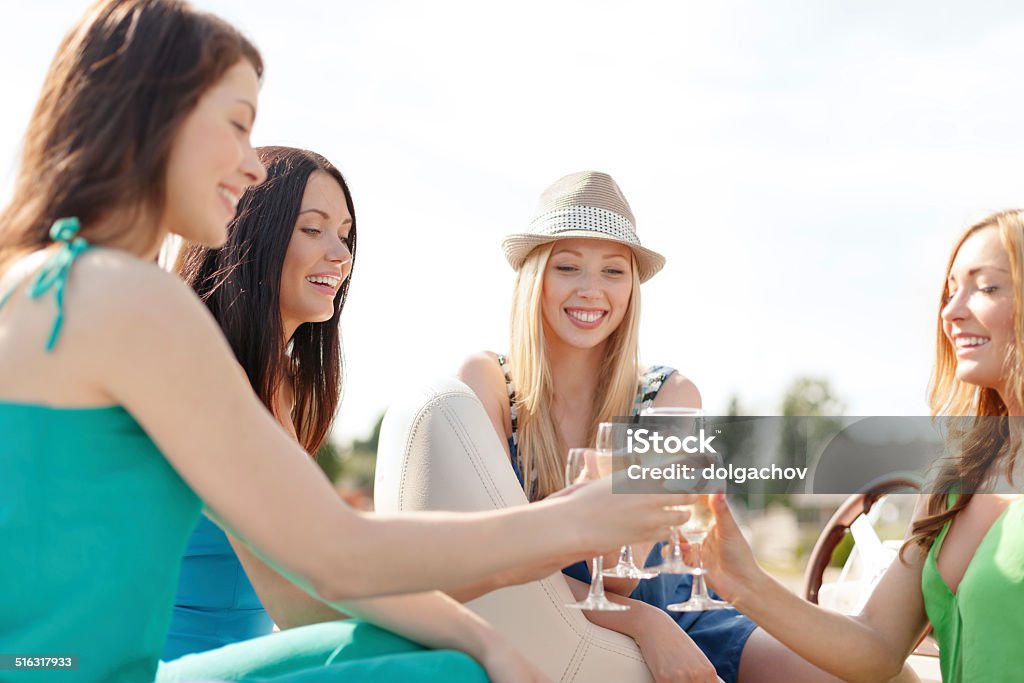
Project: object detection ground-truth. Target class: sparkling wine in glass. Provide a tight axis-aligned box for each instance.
[640,407,704,575]
[595,422,660,581]
[667,486,731,612]
[563,447,629,612]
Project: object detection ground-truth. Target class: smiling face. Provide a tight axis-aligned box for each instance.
[279,171,354,339]
[162,60,266,247]
[941,226,1017,394]
[540,237,634,352]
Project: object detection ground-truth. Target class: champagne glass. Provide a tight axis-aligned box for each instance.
[667,446,733,610]
[642,407,702,574]
[563,447,629,612]
[596,422,660,580]
[667,459,731,612]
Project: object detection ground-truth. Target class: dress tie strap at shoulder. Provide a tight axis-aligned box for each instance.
[29,217,92,351]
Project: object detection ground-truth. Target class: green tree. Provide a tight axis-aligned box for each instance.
[713,394,758,506]
[315,413,384,492]
[314,439,343,481]
[780,377,845,418]
[777,376,845,500]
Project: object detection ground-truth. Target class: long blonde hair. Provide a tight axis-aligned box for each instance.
[508,242,642,500]
[904,209,1024,555]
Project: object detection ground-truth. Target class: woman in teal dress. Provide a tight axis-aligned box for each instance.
[0,2,695,682]
[700,210,1024,683]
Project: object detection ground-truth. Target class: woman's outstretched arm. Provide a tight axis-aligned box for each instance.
[231,541,550,683]
[699,494,929,683]
[85,259,689,604]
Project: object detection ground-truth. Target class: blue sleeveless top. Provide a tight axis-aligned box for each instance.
[495,357,685,593]
[162,514,275,660]
[0,219,203,682]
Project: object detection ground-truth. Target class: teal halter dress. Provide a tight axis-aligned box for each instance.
[0,219,488,682]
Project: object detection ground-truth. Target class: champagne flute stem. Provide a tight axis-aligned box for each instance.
[690,542,710,598]
[590,555,608,600]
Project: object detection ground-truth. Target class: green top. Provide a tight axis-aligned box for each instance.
[921,495,1024,683]
[0,220,492,683]
[0,219,202,682]
[0,404,201,682]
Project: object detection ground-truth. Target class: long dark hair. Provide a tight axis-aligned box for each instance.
[0,0,262,271]
[178,146,356,455]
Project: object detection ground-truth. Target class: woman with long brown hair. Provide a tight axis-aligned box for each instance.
[0,2,695,682]
[700,210,1024,683]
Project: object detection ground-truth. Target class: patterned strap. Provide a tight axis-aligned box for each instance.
[0,218,91,352]
[497,357,676,440]
[498,357,677,500]
[633,365,677,414]
[495,353,520,449]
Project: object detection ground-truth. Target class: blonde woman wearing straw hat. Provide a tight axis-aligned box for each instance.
[454,171,912,683]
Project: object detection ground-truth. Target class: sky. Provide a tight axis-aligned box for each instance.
[3,1,1024,442]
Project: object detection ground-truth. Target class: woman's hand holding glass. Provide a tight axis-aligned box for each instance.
[667,486,730,611]
[564,447,630,611]
[691,493,765,607]
[559,445,696,610]
[596,421,661,581]
[641,407,704,575]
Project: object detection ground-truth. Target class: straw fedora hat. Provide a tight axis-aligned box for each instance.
[502,171,666,282]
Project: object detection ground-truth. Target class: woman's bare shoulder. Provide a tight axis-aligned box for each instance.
[73,249,210,323]
[457,351,512,443]
[74,247,185,296]
[457,351,506,397]
[67,248,225,364]
[0,247,227,405]
[650,368,701,409]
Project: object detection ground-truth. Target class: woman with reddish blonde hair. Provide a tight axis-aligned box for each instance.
[702,210,1024,683]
